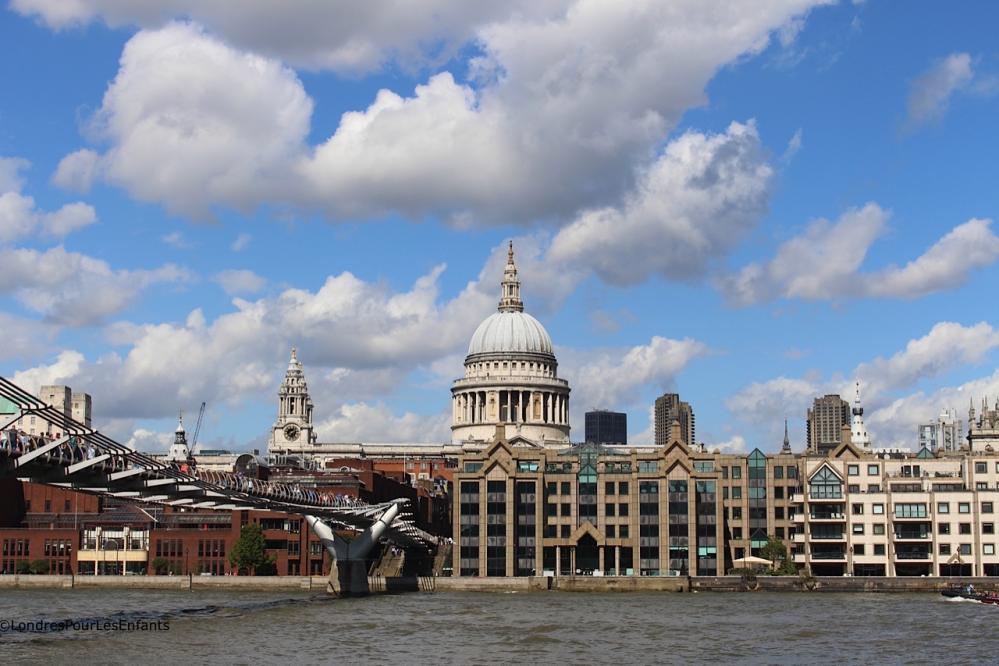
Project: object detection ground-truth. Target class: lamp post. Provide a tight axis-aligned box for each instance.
[106,538,121,576]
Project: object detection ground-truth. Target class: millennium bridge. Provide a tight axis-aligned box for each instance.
[0,377,436,595]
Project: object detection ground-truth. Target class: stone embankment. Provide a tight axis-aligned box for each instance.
[2,574,994,593]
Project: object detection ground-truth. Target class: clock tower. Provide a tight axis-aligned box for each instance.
[269,347,317,455]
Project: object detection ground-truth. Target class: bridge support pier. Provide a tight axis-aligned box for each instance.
[305,503,400,596]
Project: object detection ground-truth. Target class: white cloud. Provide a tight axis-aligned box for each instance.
[905,52,974,129]
[213,269,266,295]
[0,246,191,326]
[55,3,827,226]
[547,122,773,284]
[124,427,174,453]
[315,403,451,443]
[727,321,999,448]
[708,434,748,454]
[161,231,189,249]
[52,149,100,192]
[0,157,97,242]
[0,313,58,361]
[230,232,252,252]
[721,205,999,305]
[563,336,709,430]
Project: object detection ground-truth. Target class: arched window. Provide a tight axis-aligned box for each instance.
[809,466,842,499]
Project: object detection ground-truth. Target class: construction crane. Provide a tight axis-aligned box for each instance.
[191,401,206,452]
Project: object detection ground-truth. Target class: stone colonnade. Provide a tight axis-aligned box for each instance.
[453,390,568,425]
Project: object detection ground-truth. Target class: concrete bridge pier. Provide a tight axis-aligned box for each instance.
[305,503,399,596]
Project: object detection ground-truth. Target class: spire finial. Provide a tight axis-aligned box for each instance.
[291,346,297,360]
[497,240,524,312]
[782,418,790,452]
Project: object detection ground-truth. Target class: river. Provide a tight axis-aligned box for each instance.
[1,588,994,664]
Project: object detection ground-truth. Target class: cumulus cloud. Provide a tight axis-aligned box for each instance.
[230,232,252,252]
[51,2,826,225]
[52,149,100,192]
[213,269,266,295]
[562,336,709,433]
[721,204,999,305]
[0,246,191,326]
[547,122,772,284]
[905,52,974,129]
[315,403,451,443]
[0,156,97,242]
[726,321,999,448]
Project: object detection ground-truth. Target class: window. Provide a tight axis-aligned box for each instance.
[937,502,950,514]
[638,461,658,473]
[894,503,927,518]
[561,482,571,495]
[874,544,885,555]
[984,502,994,514]
[774,487,784,499]
[873,524,885,535]
[546,503,557,516]
[605,503,616,517]
[774,466,784,480]
[561,503,571,516]
[996,462,999,474]
[848,485,860,494]
[787,466,797,479]
[723,487,729,500]
[732,527,743,539]
[464,462,482,472]
[959,523,972,535]
[693,461,713,472]
[619,503,629,516]
[775,527,784,539]
[853,524,865,534]
[810,467,842,499]
[775,507,784,520]
[517,461,538,472]
[872,504,884,515]
[619,525,629,538]
[732,467,742,479]
[731,487,742,500]
[868,464,879,476]
[984,523,995,535]
[605,481,616,496]
[976,462,988,473]
[854,544,865,555]
[938,523,951,535]
[939,543,951,555]
[852,504,864,515]
[868,484,881,493]
[546,482,557,494]
[606,525,616,538]
[986,544,996,556]
[560,525,571,538]
[959,544,972,556]
[977,482,988,490]
[722,466,728,480]
[619,482,629,495]
[848,465,859,476]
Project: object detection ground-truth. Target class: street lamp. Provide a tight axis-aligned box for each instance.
[105,538,120,576]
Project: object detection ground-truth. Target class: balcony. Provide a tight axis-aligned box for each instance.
[810,549,847,561]
[810,533,846,541]
[894,549,931,560]
[893,530,931,541]
[808,512,846,521]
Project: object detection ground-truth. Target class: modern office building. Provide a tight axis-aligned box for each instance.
[585,410,627,445]
[654,393,694,447]
[918,409,963,452]
[807,394,851,455]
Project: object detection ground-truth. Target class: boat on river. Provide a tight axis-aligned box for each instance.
[941,586,999,604]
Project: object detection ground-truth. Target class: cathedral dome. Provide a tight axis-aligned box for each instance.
[467,311,553,357]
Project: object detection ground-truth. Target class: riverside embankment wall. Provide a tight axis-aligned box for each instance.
[2,574,994,593]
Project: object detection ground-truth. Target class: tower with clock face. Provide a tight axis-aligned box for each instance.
[269,347,317,454]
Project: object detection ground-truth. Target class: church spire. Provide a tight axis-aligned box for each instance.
[498,240,524,312]
[851,381,871,449]
[782,418,791,453]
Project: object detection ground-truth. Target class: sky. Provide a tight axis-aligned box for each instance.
[2,1,999,454]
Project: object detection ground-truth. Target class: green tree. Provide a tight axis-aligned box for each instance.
[759,536,787,567]
[228,524,274,575]
[15,560,32,574]
[151,557,171,575]
[28,559,49,574]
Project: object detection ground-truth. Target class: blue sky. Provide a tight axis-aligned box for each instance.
[2,1,999,453]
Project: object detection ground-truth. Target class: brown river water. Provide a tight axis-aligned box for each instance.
[1,588,995,664]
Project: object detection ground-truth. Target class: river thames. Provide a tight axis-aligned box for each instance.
[2,589,996,664]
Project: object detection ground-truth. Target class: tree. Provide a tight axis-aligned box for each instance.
[151,557,172,575]
[28,559,49,574]
[228,524,274,575]
[759,536,787,566]
[15,560,32,574]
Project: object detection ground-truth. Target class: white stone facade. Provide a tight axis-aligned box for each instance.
[268,348,317,454]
